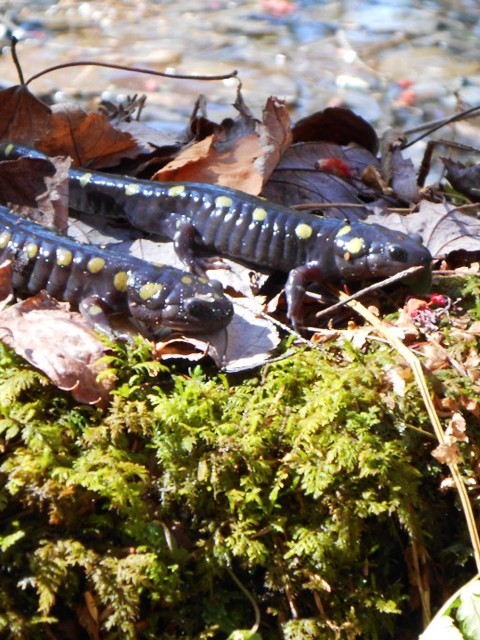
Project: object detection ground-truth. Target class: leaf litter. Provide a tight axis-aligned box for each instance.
[1,49,480,398]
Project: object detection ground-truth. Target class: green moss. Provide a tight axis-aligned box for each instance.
[0,324,479,639]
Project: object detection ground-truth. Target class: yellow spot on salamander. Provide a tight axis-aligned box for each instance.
[79,172,93,188]
[89,304,104,316]
[199,277,208,284]
[336,225,352,237]
[4,143,14,157]
[56,248,73,266]
[343,252,351,262]
[87,257,106,273]
[125,183,141,196]
[295,223,313,240]
[181,274,193,285]
[113,271,128,292]
[168,185,186,197]
[139,282,164,300]
[25,242,39,259]
[0,231,11,248]
[215,195,233,208]
[252,207,268,222]
[345,237,364,254]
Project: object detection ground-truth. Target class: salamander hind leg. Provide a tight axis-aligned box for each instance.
[79,295,117,340]
[174,221,227,277]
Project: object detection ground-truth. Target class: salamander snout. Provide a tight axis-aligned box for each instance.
[126,269,234,334]
[184,294,234,329]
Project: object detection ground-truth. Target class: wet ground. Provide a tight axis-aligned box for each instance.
[1,0,480,163]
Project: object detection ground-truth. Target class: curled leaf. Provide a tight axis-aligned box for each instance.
[0,292,115,406]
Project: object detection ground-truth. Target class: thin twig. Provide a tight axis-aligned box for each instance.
[10,36,24,84]
[291,202,372,211]
[25,60,239,87]
[411,539,431,625]
[226,566,261,633]
[307,265,427,322]
[402,104,480,150]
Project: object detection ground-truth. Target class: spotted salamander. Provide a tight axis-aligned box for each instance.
[0,205,233,335]
[0,143,432,329]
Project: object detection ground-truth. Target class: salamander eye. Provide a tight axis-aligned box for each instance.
[389,245,409,263]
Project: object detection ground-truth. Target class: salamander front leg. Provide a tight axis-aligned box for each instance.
[174,222,226,277]
[79,295,115,339]
[285,264,324,333]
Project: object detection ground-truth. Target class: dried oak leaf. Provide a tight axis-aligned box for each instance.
[261,141,377,218]
[221,300,280,372]
[0,260,14,309]
[431,413,468,465]
[445,412,468,443]
[155,298,280,372]
[0,154,70,231]
[379,128,419,202]
[154,92,291,194]
[369,200,480,258]
[36,155,71,232]
[36,103,149,169]
[292,106,379,155]
[431,442,461,465]
[0,292,115,406]
[389,149,419,203]
[0,84,52,145]
[0,156,54,207]
[442,157,480,201]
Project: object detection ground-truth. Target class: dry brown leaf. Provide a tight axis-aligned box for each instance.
[154,298,279,371]
[292,106,379,155]
[155,94,291,194]
[0,156,54,214]
[254,96,292,180]
[384,366,411,397]
[460,397,480,417]
[36,155,71,232]
[155,131,265,192]
[261,141,373,217]
[154,337,210,362]
[0,260,14,309]
[0,293,115,406]
[0,84,52,145]
[0,155,71,233]
[431,442,461,465]
[221,301,280,372]
[37,103,146,168]
[370,200,480,259]
[419,343,450,371]
[445,412,468,444]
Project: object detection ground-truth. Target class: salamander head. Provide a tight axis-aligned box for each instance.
[331,222,432,282]
[126,269,234,334]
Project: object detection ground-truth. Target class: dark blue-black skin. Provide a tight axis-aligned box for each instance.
[0,144,432,330]
[0,205,233,335]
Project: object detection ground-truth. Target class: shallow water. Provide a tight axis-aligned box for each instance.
[1,0,479,144]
